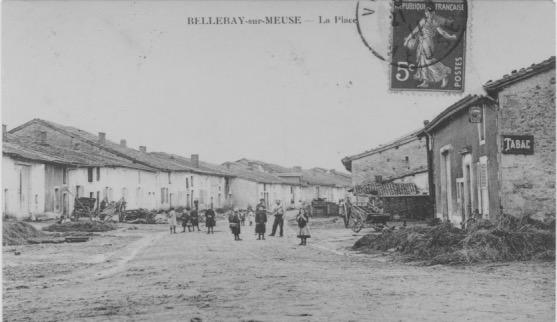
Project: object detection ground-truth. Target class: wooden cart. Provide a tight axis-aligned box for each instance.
[346,200,390,233]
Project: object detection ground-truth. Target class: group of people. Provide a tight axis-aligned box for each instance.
[166,205,216,234]
[165,198,311,246]
[229,198,311,246]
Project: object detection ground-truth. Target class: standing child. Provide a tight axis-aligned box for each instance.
[240,210,246,226]
[168,208,177,234]
[247,206,255,226]
[296,208,311,245]
[229,209,242,241]
[181,208,191,232]
[205,206,216,234]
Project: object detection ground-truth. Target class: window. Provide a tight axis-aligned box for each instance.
[96,167,101,181]
[54,188,60,211]
[160,188,169,204]
[62,168,67,184]
[477,157,489,217]
[405,156,409,163]
[478,106,486,144]
[186,178,189,189]
[168,172,171,184]
[440,145,453,221]
[76,185,82,198]
[191,176,194,187]
[87,168,94,182]
[138,171,141,184]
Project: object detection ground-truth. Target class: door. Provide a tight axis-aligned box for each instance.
[16,165,31,216]
[62,192,69,216]
[456,178,465,225]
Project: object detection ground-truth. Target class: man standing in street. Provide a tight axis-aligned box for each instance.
[269,200,284,237]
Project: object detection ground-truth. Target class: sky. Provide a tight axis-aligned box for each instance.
[2,0,555,172]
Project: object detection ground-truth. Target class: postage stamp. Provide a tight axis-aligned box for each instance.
[390,0,467,92]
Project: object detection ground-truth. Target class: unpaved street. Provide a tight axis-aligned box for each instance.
[3,211,555,321]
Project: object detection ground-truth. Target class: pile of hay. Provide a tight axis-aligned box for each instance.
[3,221,49,246]
[353,218,555,265]
[43,221,116,232]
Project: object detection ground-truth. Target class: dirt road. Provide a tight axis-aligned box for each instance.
[3,212,555,321]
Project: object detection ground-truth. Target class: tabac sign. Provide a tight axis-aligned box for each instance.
[501,135,534,155]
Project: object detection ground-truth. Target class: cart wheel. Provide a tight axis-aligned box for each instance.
[351,217,363,233]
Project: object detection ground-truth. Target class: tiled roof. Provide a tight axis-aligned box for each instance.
[299,168,351,188]
[341,128,422,172]
[10,119,202,173]
[233,159,293,173]
[484,56,555,94]
[221,162,289,184]
[4,132,155,171]
[354,181,420,197]
[3,135,69,165]
[149,152,232,177]
[225,160,351,187]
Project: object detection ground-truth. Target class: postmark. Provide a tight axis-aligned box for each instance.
[356,0,468,93]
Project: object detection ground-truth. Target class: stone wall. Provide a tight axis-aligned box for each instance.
[350,136,428,187]
[498,69,556,221]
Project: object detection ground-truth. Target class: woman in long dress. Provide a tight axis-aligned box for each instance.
[255,199,267,240]
[296,208,311,246]
[404,2,457,88]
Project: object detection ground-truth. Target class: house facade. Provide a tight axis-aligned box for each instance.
[341,130,429,194]
[7,119,233,214]
[422,56,555,225]
[422,95,500,225]
[484,57,556,221]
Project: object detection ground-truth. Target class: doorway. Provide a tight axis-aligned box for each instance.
[16,164,31,216]
[456,178,465,224]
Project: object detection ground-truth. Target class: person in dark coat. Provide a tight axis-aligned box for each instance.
[255,199,268,240]
[205,206,216,234]
[181,208,191,232]
[190,206,200,231]
[229,209,242,241]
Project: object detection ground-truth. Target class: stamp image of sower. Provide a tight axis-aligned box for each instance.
[356,0,468,93]
[391,0,467,92]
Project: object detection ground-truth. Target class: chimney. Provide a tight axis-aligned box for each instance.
[73,142,80,150]
[98,132,106,144]
[225,163,231,170]
[293,166,302,172]
[423,120,430,126]
[2,124,6,138]
[39,131,47,145]
[191,154,199,168]
[139,146,147,153]
[120,139,127,147]
[375,175,383,183]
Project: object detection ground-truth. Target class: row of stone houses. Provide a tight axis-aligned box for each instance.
[3,119,351,219]
[342,56,555,225]
[222,159,350,209]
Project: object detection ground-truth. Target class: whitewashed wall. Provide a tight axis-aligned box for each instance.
[2,156,46,218]
[68,167,159,211]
